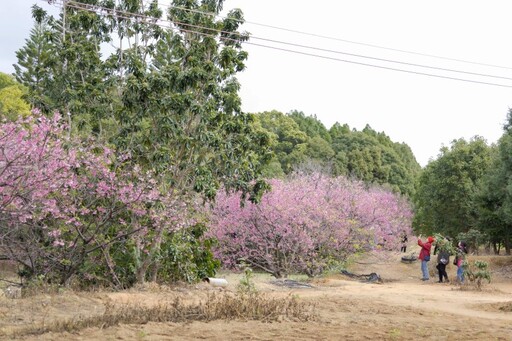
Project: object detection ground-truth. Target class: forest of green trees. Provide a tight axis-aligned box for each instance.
[0,0,510,288]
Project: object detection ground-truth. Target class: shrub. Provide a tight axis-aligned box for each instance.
[463,260,491,290]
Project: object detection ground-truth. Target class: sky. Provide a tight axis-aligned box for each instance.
[2,1,512,167]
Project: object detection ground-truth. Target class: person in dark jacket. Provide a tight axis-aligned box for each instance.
[434,243,450,283]
[418,236,434,281]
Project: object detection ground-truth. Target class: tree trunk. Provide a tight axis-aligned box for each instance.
[492,242,500,255]
[135,225,165,284]
[149,263,159,282]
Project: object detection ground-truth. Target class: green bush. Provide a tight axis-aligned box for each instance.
[463,260,491,290]
[158,223,220,283]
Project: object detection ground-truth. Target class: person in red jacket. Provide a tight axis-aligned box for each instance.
[418,236,434,281]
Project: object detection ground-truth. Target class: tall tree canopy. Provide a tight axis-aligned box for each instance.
[329,123,421,196]
[15,3,113,133]
[288,110,332,143]
[474,108,512,254]
[253,110,420,196]
[254,110,308,176]
[413,137,493,238]
[15,0,272,200]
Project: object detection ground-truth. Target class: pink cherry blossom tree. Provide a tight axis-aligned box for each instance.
[208,172,413,278]
[0,112,185,286]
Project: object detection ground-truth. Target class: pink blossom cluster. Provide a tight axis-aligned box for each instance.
[207,172,413,278]
[0,112,185,284]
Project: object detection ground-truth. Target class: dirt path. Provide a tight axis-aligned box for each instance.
[1,248,511,340]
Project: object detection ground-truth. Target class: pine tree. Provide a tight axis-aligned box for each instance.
[14,6,57,112]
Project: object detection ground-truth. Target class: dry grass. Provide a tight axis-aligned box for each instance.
[470,255,512,267]
[10,291,316,338]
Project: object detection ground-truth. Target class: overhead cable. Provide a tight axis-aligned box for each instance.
[67,0,512,82]
[60,1,512,81]
[44,0,512,88]
[156,1,512,71]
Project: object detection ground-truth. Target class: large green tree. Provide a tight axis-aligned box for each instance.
[254,111,420,195]
[329,123,420,196]
[15,0,272,196]
[413,137,493,238]
[288,110,332,143]
[15,3,114,137]
[255,110,308,176]
[13,7,56,113]
[121,0,272,282]
[475,109,512,254]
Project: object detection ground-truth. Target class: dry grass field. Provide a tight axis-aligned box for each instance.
[1,243,511,340]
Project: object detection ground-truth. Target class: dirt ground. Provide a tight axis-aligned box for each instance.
[1,244,511,341]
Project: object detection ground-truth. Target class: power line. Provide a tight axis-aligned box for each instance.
[243,22,512,72]
[52,0,512,77]
[68,0,512,82]
[156,1,512,72]
[250,36,512,82]
[44,0,512,88]
[247,42,512,88]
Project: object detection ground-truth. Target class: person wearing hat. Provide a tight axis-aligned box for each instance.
[418,236,434,281]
